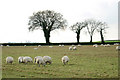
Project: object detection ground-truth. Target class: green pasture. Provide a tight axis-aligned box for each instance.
[2,45,118,78]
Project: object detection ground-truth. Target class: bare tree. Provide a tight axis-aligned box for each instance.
[70,22,87,43]
[85,19,100,43]
[97,22,108,44]
[28,10,67,44]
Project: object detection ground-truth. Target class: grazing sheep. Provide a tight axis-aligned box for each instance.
[100,44,104,46]
[69,46,72,50]
[23,56,33,63]
[49,46,53,48]
[62,56,69,65]
[34,56,42,63]
[78,44,81,47]
[6,56,14,64]
[6,45,9,47]
[43,56,52,64]
[59,45,62,47]
[18,56,24,63]
[24,45,26,47]
[36,57,45,67]
[93,44,98,47]
[72,45,75,47]
[104,44,110,47]
[114,43,119,46]
[116,46,120,50]
[38,45,41,47]
[73,46,77,50]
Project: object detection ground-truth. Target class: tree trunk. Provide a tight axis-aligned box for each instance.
[90,35,92,43]
[77,33,80,44]
[44,30,50,44]
[100,30,104,44]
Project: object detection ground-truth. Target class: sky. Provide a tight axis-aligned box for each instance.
[0,0,119,43]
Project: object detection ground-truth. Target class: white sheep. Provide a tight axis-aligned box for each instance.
[93,44,98,47]
[6,56,14,64]
[18,56,24,63]
[104,44,110,47]
[43,56,52,64]
[23,56,33,63]
[73,46,77,50]
[38,45,41,47]
[59,45,62,47]
[49,46,53,48]
[77,44,81,47]
[114,43,119,46]
[34,56,42,63]
[62,56,69,65]
[69,46,72,50]
[116,46,120,50]
[35,57,45,67]
[62,45,64,47]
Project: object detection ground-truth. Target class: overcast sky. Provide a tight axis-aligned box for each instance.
[0,0,119,43]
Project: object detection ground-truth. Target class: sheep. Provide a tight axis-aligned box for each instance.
[62,45,64,47]
[78,44,81,47]
[72,45,75,47]
[23,56,33,63]
[6,45,9,47]
[116,46,120,50]
[73,46,77,50]
[104,44,110,47]
[18,56,24,63]
[49,46,53,48]
[35,57,46,67]
[6,56,14,64]
[62,56,69,65]
[43,56,52,64]
[38,45,41,47]
[59,45,62,47]
[93,44,98,47]
[69,46,72,50]
[114,43,119,46]
[100,44,104,46]
[34,56,42,63]
[24,45,26,47]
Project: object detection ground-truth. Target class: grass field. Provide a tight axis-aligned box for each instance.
[2,45,119,78]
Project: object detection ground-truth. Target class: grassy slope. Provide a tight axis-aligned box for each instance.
[2,45,118,78]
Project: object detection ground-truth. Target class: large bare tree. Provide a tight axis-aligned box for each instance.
[28,10,67,44]
[85,19,101,43]
[70,22,87,43]
[97,22,108,44]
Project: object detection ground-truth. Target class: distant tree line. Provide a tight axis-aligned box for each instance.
[28,10,108,44]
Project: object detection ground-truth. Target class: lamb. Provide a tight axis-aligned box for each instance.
[18,56,24,63]
[6,56,14,64]
[35,57,45,67]
[43,56,52,64]
[62,56,69,65]
[116,46,120,50]
[23,56,33,63]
